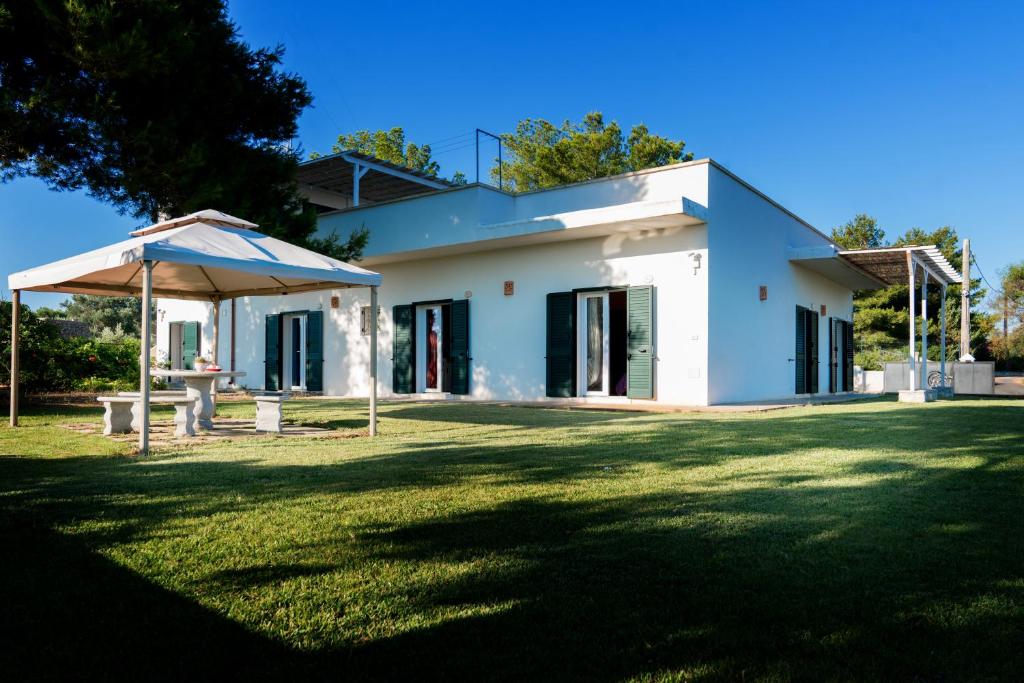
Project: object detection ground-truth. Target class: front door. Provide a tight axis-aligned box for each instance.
[578,292,610,396]
[416,305,444,393]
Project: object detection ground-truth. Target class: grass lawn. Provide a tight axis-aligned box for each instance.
[2,397,1023,681]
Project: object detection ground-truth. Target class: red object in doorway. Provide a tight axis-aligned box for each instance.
[426,309,438,389]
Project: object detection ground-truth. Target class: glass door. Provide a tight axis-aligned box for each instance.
[578,292,610,396]
[416,305,444,393]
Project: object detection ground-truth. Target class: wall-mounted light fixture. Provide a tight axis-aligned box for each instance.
[689,252,702,275]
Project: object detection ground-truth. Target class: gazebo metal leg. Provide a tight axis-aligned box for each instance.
[139,261,153,455]
[9,289,19,427]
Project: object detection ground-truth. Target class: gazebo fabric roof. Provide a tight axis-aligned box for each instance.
[7,209,382,301]
[839,245,962,286]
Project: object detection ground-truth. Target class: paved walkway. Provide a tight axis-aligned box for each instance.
[64,418,339,448]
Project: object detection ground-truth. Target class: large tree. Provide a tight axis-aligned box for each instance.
[496,112,693,192]
[830,214,886,250]
[990,262,1024,368]
[0,0,364,262]
[830,217,993,368]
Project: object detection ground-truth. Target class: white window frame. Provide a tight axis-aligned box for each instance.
[577,292,610,397]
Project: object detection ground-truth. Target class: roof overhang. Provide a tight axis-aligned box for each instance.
[788,245,888,290]
[789,244,962,290]
[360,196,708,266]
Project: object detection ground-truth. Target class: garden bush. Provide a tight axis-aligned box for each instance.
[2,300,141,393]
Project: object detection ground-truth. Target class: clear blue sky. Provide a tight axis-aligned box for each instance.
[2,0,1022,309]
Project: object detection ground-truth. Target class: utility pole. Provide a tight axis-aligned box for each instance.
[960,238,971,360]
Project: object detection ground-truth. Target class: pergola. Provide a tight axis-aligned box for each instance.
[840,245,962,399]
[7,210,382,453]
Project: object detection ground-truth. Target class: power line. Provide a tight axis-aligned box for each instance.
[423,131,474,147]
[971,253,1003,296]
[430,142,479,156]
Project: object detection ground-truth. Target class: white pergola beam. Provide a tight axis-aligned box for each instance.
[920,267,929,391]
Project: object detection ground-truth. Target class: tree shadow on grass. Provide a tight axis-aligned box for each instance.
[2,400,1024,680]
[0,514,305,681]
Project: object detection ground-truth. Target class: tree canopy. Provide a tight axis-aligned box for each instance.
[830,216,993,368]
[989,262,1024,369]
[830,214,886,250]
[496,112,694,192]
[0,0,364,262]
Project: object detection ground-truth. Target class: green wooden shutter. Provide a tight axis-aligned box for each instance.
[546,292,576,397]
[449,300,470,395]
[627,286,655,399]
[795,306,807,394]
[808,310,820,394]
[265,314,281,391]
[305,311,324,392]
[182,321,200,370]
[843,320,854,391]
[392,305,414,394]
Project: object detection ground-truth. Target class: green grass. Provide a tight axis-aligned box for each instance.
[2,397,1023,681]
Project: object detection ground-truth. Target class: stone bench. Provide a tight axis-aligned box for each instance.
[118,391,189,432]
[97,395,197,437]
[253,391,290,433]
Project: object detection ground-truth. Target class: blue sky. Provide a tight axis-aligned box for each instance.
[2,0,1022,308]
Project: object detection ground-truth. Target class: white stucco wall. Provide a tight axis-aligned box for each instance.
[156,224,709,404]
[705,165,854,404]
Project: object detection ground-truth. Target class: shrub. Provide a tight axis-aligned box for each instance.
[2,300,143,393]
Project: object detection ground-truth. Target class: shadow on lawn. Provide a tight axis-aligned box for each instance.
[2,400,1024,680]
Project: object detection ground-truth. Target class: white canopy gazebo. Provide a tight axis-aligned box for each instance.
[7,210,382,453]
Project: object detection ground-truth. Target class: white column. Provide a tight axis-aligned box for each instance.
[961,239,971,359]
[9,289,19,427]
[907,253,917,391]
[920,270,928,391]
[940,283,948,390]
[368,285,378,436]
[139,261,153,455]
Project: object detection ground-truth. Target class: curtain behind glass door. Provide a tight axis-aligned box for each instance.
[587,297,603,391]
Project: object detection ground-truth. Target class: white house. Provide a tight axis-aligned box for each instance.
[157,153,927,406]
